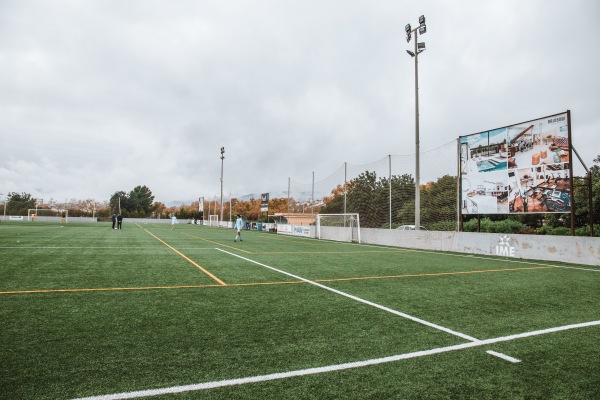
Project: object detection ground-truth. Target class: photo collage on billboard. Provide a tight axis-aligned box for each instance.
[460,112,571,215]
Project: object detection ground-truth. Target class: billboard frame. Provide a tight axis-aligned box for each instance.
[458,110,574,234]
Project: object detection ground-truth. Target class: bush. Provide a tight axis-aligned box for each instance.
[573,225,600,237]
[462,218,526,234]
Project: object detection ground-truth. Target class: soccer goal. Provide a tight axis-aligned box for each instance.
[316,213,361,243]
[208,214,219,227]
[27,209,68,222]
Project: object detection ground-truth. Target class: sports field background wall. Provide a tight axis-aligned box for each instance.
[309,226,600,266]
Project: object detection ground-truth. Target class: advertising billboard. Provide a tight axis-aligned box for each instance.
[460,111,572,215]
[260,193,269,212]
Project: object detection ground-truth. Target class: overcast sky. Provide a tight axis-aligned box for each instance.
[1,0,599,205]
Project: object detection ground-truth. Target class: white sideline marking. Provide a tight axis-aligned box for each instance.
[72,320,600,400]
[219,249,522,363]
[216,249,480,342]
[486,350,521,363]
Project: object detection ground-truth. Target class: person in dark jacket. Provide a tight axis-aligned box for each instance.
[112,214,117,229]
[117,214,123,230]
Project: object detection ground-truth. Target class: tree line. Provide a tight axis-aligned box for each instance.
[317,154,600,235]
[3,155,599,235]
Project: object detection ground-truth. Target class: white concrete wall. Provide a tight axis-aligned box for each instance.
[319,226,353,242]
[358,228,600,266]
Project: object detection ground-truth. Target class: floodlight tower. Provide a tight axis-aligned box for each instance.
[220,147,225,224]
[405,15,427,230]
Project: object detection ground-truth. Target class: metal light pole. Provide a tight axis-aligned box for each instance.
[229,194,234,225]
[0,193,5,220]
[405,15,427,230]
[220,147,225,224]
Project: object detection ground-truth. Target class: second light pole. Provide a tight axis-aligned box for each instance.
[405,15,427,230]
[220,147,225,225]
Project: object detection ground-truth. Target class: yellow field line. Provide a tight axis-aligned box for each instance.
[0,284,225,295]
[179,231,253,254]
[1,265,554,295]
[141,227,227,286]
[311,266,555,283]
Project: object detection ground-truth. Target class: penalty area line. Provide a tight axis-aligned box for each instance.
[215,248,479,342]
[71,320,600,400]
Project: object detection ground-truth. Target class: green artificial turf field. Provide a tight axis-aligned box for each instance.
[1,221,599,399]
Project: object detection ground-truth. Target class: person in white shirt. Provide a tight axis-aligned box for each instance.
[234,215,243,242]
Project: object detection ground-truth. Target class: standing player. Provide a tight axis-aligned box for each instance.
[171,215,177,230]
[234,215,243,242]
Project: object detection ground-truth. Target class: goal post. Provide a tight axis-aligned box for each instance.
[208,214,219,227]
[316,213,361,243]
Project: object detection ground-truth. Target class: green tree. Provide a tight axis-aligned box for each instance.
[108,186,156,217]
[421,175,457,229]
[346,171,379,228]
[109,191,128,215]
[393,174,416,226]
[591,155,600,225]
[6,192,36,215]
[320,185,346,214]
[128,185,155,215]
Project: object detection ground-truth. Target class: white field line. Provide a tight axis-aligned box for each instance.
[72,320,600,400]
[485,350,521,363]
[218,249,521,362]
[216,248,480,342]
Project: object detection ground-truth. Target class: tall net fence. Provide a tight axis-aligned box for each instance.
[203,140,458,229]
[572,176,598,235]
[283,140,458,230]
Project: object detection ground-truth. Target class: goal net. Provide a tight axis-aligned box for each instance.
[209,214,219,227]
[316,213,361,243]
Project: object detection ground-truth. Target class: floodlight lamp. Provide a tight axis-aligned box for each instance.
[419,15,425,25]
[406,50,415,57]
[406,33,412,43]
[405,24,411,33]
[419,25,426,35]
[417,42,426,50]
